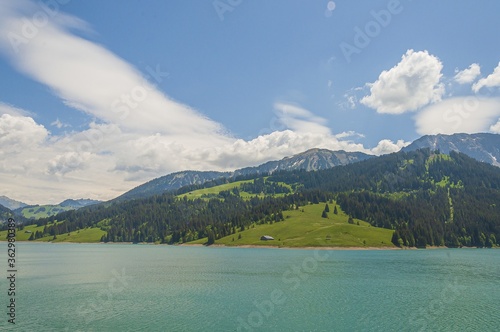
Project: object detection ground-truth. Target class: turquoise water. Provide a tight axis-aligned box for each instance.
[1,243,499,331]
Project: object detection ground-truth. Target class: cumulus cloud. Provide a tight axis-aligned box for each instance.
[371,139,410,155]
[454,63,481,84]
[361,50,445,114]
[335,131,364,139]
[0,103,412,204]
[472,62,500,92]
[0,113,48,154]
[491,119,500,134]
[415,97,500,135]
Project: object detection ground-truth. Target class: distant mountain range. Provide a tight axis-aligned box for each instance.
[403,133,500,166]
[59,199,102,209]
[0,204,18,224]
[117,133,500,201]
[1,133,499,208]
[115,149,373,201]
[0,196,27,211]
[0,198,103,220]
[26,147,500,248]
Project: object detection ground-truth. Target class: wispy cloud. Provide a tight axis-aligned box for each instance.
[415,97,500,135]
[274,103,331,135]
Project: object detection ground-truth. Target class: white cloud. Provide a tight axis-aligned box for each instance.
[274,103,331,135]
[490,119,500,134]
[454,63,481,84]
[472,62,500,92]
[0,102,34,117]
[0,0,229,143]
[371,139,409,155]
[335,131,364,139]
[51,118,69,129]
[0,113,48,154]
[0,100,386,204]
[415,97,500,135]
[361,49,445,114]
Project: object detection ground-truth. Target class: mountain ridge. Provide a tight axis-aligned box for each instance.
[19,148,500,248]
[403,133,500,166]
[0,196,27,211]
[116,133,500,202]
[115,149,373,201]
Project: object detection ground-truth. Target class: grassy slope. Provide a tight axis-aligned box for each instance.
[178,179,292,200]
[190,203,395,248]
[19,205,74,219]
[0,223,105,243]
[178,180,252,200]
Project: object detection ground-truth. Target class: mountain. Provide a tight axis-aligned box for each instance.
[403,133,500,166]
[116,171,231,201]
[115,149,372,201]
[59,199,102,209]
[0,196,27,210]
[13,199,103,220]
[30,148,500,248]
[234,149,372,176]
[0,204,15,224]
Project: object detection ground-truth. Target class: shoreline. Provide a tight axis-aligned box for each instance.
[2,240,492,250]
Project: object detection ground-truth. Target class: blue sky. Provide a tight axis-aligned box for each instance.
[1,0,500,204]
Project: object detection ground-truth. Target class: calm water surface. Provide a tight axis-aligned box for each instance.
[2,243,499,331]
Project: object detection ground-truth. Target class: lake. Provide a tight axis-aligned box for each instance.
[4,243,499,331]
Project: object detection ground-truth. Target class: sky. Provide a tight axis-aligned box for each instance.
[1,0,500,204]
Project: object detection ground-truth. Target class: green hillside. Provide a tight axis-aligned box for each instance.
[178,180,252,199]
[190,203,394,248]
[178,178,293,200]
[0,222,105,243]
[19,205,74,219]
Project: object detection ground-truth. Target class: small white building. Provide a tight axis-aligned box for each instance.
[260,235,274,241]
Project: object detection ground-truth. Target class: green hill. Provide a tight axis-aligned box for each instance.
[18,205,74,219]
[190,203,394,248]
[0,222,105,243]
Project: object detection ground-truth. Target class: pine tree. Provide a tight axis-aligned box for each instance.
[333,205,338,215]
[207,231,215,245]
[324,203,330,212]
[321,210,328,218]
